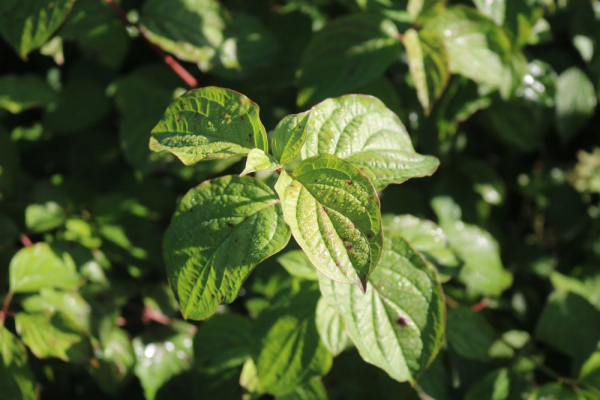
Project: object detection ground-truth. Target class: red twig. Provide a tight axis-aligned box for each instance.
[19,233,33,247]
[142,307,171,325]
[104,0,198,88]
[471,298,488,312]
[1,292,14,327]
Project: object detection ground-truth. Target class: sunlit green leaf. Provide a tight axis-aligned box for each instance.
[164,175,290,320]
[277,378,329,400]
[555,67,597,143]
[277,250,318,281]
[275,154,383,291]
[272,111,310,165]
[431,196,512,296]
[9,243,80,293]
[0,328,37,400]
[426,6,512,89]
[464,368,511,400]
[315,297,349,357]
[15,311,92,363]
[90,326,135,395]
[240,148,281,176]
[382,214,461,281]
[0,0,75,58]
[302,95,439,190]
[318,234,445,384]
[404,28,449,113]
[150,87,268,165]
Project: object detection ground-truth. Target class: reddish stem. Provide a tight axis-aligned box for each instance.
[19,233,33,247]
[1,292,14,327]
[104,0,198,88]
[471,299,488,312]
[142,307,171,325]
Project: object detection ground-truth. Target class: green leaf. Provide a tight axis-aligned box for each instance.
[431,196,513,296]
[277,378,329,400]
[535,291,600,361]
[408,0,446,22]
[580,351,600,390]
[271,111,310,165]
[140,0,227,64]
[315,297,349,356]
[0,0,75,59]
[318,234,445,384]
[164,175,290,320]
[240,149,281,176]
[194,314,252,372]
[277,250,318,281]
[15,311,92,363]
[555,67,597,143]
[446,307,496,362]
[25,203,65,234]
[403,29,449,113]
[149,87,268,165]
[0,328,37,400]
[302,95,439,190]
[426,6,512,89]
[297,14,402,107]
[90,326,135,395]
[9,243,80,293]
[133,321,195,400]
[0,74,56,113]
[0,130,19,200]
[252,282,332,395]
[458,158,506,205]
[464,368,511,400]
[473,0,505,25]
[382,214,461,282]
[21,288,91,332]
[274,154,383,291]
[530,383,587,400]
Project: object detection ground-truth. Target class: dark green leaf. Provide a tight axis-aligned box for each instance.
[0,74,56,113]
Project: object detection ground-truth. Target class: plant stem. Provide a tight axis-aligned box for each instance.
[19,233,33,247]
[0,292,14,327]
[104,0,198,88]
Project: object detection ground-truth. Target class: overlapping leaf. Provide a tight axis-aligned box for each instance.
[275,154,383,291]
[163,175,290,320]
[318,234,445,383]
[297,14,402,107]
[271,111,310,164]
[150,87,268,165]
[301,95,439,190]
[315,297,349,356]
[0,328,36,400]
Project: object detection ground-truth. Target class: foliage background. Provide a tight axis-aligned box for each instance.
[1,0,600,399]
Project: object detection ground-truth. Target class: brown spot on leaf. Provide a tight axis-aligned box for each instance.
[367,232,373,239]
[227,222,234,228]
[396,315,409,327]
[345,243,353,251]
[347,180,353,186]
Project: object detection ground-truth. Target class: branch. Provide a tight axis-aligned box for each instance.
[19,233,33,247]
[104,0,198,88]
[0,292,14,327]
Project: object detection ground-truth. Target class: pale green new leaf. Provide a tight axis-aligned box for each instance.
[318,234,445,384]
[0,0,75,59]
[150,87,268,165]
[302,95,439,190]
[0,75,56,113]
[272,111,310,164]
[275,154,383,291]
[21,288,91,332]
[9,243,80,293]
[240,149,281,176]
[431,196,513,296]
[0,328,37,400]
[382,214,461,282]
[133,321,195,400]
[194,314,252,372]
[316,297,349,356]
[426,6,512,89]
[163,175,290,320]
[297,14,402,107]
[404,29,450,113]
[277,250,318,281]
[252,282,332,395]
[473,0,505,25]
[555,67,597,143]
[15,312,92,363]
[25,202,66,233]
